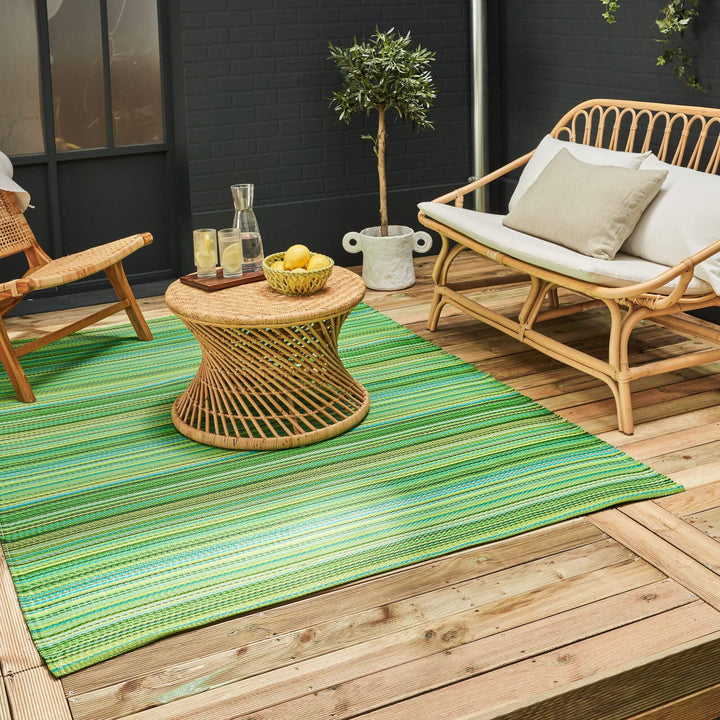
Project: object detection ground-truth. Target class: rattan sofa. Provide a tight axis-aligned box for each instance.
[419,99,720,435]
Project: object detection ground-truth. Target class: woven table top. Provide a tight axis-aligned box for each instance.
[165,266,366,326]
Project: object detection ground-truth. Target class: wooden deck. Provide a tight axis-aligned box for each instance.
[3,251,720,720]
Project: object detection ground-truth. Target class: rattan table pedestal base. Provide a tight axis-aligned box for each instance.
[165,268,369,450]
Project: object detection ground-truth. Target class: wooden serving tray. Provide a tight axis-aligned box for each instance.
[180,269,265,292]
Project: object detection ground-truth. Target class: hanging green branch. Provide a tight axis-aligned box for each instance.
[600,0,621,23]
[599,0,704,91]
[656,0,703,91]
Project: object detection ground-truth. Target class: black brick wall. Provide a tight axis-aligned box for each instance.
[179,0,471,264]
[488,0,720,209]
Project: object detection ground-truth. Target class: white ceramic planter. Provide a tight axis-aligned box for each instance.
[342,225,432,291]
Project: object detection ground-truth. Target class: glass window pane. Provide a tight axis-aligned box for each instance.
[0,1,45,156]
[48,0,107,151]
[107,0,164,147]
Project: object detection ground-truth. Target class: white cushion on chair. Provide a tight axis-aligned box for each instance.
[509,135,652,211]
[418,202,711,296]
[621,154,720,294]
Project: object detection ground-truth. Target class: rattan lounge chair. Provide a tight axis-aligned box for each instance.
[419,99,720,435]
[0,189,153,402]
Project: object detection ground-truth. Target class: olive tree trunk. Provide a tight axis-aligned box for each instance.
[377,107,388,237]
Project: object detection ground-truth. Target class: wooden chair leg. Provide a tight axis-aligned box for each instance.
[105,261,153,341]
[0,321,35,403]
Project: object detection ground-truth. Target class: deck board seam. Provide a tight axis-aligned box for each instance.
[623,500,720,574]
[589,507,720,610]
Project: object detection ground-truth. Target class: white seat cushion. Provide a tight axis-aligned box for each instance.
[622,154,720,294]
[418,202,711,296]
[509,135,652,211]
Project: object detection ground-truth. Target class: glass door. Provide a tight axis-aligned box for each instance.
[0,0,183,296]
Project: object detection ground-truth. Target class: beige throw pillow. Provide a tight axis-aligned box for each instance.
[508,135,652,211]
[502,149,668,260]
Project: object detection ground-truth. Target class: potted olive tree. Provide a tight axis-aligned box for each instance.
[329,28,437,290]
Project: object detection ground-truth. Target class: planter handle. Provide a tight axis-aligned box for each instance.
[342,232,363,254]
[413,231,432,254]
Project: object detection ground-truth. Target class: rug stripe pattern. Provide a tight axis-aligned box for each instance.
[0,305,681,676]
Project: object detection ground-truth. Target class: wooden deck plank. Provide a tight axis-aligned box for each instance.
[118,579,693,720]
[656,481,720,516]
[67,538,637,719]
[667,461,720,491]
[644,439,720,477]
[686,507,720,541]
[600,404,720,449]
[629,681,720,719]
[621,501,720,573]
[63,518,603,696]
[353,604,720,720]
[4,668,71,720]
[609,418,720,461]
[0,683,11,720]
[590,509,720,610]
[0,547,43,675]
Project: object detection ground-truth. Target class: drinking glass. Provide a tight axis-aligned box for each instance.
[218,228,243,278]
[193,228,217,278]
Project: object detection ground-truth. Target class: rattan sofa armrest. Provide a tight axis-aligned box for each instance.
[432,152,534,207]
[588,237,720,306]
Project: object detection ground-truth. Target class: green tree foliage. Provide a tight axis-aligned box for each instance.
[600,0,704,91]
[328,28,436,236]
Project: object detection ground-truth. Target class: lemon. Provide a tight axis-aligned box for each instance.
[291,267,306,273]
[283,244,311,270]
[306,253,329,271]
[271,260,285,271]
[221,244,243,274]
[194,249,216,273]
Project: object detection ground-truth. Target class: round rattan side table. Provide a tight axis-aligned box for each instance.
[165,266,370,450]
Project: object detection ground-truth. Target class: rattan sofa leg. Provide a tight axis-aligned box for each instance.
[104,262,153,342]
[0,321,35,403]
[428,292,447,332]
[616,378,635,435]
[428,236,453,331]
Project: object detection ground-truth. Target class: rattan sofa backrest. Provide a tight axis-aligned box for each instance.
[0,191,35,260]
[551,99,720,174]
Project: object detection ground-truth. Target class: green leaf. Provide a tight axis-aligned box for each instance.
[602,0,704,91]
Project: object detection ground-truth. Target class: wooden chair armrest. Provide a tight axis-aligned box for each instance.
[0,279,32,298]
[432,152,534,206]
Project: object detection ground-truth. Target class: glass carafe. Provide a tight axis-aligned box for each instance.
[231,183,264,273]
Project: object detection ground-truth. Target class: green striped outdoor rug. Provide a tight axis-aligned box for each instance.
[0,304,681,676]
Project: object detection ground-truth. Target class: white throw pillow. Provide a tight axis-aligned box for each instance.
[622,154,720,294]
[508,135,652,211]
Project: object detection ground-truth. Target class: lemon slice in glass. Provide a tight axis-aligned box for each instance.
[221,245,243,274]
[195,249,216,273]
